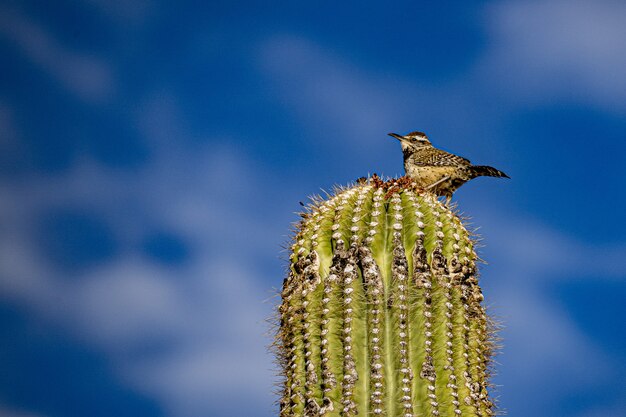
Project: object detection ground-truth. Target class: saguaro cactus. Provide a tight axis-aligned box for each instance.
[277,176,496,417]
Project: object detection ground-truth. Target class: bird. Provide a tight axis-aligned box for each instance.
[388,131,509,201]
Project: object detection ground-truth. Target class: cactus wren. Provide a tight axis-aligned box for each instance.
[388,131,509,200]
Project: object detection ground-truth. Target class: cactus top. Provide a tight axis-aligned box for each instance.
[278,175,496,417]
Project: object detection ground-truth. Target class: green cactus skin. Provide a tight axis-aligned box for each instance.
[278,177,496,417]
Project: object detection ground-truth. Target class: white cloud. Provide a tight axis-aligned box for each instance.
[258,35,492,154]
[464,205,625,415]
[125,344,273,417]
[0,103,279,417]
[69,259,192,350]
[259,1,626,147]
[493,284,610,382]
[476,211,626,280]
[487,282,616,416]
[0,6,114,103]
[260,35,408,139]
[482,0,626,112]
[121,260,274,417]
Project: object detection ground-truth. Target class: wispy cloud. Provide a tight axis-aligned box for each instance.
[482,0,626,113]
[467,206,625,415]
[475,210,626,280]
[0,99,279,416]
[120,260,275,417]
[488,283,617,416]
[259,0,626,150]
[257,35,496,156]
[259,35,409,139]
[0,6,114,103]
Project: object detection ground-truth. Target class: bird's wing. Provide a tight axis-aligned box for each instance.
[415,148,471,166]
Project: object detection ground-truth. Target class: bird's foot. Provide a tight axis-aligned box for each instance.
[396,175,415,188]
[398,176,427,194]
[383,176,425,199]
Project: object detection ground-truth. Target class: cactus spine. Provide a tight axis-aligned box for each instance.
[278,176,495,417]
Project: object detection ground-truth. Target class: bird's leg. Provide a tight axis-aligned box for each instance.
[424,175,451,191]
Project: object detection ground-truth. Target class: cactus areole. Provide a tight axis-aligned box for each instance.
[277,176,496,417]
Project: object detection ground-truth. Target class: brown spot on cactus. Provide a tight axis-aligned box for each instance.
[277,176,498,417]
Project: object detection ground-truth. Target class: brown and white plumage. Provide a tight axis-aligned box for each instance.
[388,131,509,200]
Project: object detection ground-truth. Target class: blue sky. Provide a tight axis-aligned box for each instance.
[0,1,625,416]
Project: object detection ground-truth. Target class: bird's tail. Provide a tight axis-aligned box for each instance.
[470,165,510,179]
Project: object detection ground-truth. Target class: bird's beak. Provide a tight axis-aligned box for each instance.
[388,132,406,142]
